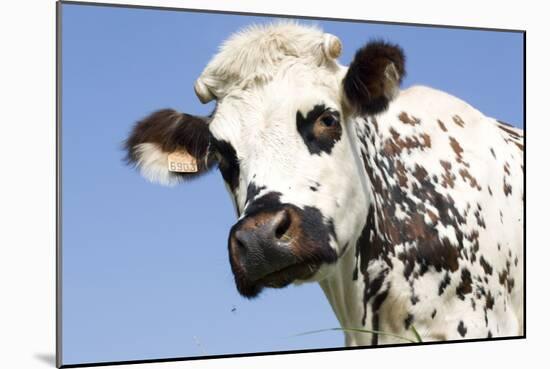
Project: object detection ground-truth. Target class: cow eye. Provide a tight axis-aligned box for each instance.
[319,112,339,127]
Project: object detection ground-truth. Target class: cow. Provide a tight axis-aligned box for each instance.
[124,22,524,346]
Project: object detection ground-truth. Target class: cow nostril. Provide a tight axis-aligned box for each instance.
[274,210,291,239]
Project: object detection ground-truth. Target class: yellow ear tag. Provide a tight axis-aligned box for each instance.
[167,150,198,173]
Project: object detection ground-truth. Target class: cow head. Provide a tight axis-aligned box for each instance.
[124,23,405,298]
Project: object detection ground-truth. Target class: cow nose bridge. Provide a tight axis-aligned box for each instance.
[230,208,297,281]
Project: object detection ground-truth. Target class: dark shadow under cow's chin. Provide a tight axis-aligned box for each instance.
[245,261,323,297]
[234,261,323,298]
[227,191,338,298]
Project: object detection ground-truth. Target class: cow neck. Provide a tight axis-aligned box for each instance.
[319,114,384,346]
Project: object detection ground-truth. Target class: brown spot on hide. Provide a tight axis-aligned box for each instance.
[398,112,421,126]
[453,115,465,127]
[458,168,482,191]
[440,160,455,188]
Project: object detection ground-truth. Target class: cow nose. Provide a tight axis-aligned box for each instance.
[230,208,297,281]
[235,209,291,245]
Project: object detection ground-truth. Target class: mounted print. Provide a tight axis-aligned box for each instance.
[57,1,525,367]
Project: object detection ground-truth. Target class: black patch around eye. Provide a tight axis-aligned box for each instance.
[297,104,342,155]
[212,138,240,191]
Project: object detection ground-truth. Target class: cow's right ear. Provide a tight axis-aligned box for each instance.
[124,109,216,186]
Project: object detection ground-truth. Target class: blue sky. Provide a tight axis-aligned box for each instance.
[61,3,524,365]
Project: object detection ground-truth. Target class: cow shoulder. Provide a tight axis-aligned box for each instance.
[357,85,523,339]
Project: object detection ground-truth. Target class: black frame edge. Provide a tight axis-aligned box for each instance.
[56,1,63,367]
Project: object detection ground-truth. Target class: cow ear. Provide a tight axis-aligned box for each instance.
[343,40,406,115]
[124,109,216,186]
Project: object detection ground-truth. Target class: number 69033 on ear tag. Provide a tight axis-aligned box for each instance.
[167,150,198,173]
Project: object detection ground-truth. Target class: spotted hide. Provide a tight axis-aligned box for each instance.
[124,22,524,346]
[345,86,524,345]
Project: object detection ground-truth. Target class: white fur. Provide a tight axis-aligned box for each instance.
[195,21,342,102]
[134,143,180,186]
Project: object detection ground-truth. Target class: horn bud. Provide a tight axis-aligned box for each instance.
[194,79,215,104]
[323,34,342,59]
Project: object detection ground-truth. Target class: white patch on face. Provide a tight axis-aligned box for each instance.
[209,64,367,266]
[133,143,180,186]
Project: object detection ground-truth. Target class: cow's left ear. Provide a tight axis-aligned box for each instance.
[124,109,216,186]
[342,40,406,115]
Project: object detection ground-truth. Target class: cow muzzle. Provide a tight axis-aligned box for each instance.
[228,201,338,298]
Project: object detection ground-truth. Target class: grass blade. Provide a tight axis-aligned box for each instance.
[293,327,418,344]
[410,325,423,343]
